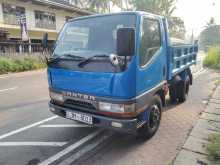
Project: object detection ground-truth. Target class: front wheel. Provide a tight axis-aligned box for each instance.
[137,95,162,140]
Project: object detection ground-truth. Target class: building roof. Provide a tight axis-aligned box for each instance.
[31,0,93,15]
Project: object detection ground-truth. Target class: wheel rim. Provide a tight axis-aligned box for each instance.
[149,105,160,129]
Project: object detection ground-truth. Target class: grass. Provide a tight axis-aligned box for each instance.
[0,56,46,74]
[216,80,220,86]
[206,134,220,163]
[203,46,220,70]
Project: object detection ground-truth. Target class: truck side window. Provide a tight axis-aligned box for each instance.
[139,18,161,66]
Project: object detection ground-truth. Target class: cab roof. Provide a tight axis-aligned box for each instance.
[68,11,165,22]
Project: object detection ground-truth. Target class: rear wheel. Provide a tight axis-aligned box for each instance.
[178,76,190,103]
[169,76,181,103]
[137,95,162,140]
[169,86,177,103]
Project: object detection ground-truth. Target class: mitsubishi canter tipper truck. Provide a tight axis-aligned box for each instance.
[45,11,198,139]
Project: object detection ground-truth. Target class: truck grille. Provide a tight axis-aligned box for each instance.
[64,99,96,110]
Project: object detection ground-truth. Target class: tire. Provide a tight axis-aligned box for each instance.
[169,85,177,103]
[188,69,193,85]
[137,95,162,140]
[169,76,181,103]
[178,76,190,103]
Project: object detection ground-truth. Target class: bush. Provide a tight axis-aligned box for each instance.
[203,46,220,70]
[0,56,46,74]
[216,80,220,86]
[206,134,220,163]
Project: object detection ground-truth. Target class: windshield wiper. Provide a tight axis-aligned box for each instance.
[78,54,109,68]
[48,54,85,63]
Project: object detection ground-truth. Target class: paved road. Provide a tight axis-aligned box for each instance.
[0,71,100,165]
[79,69,220,165]
[0,53,219,165]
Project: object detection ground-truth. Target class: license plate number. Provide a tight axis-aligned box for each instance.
[66,111,93,125]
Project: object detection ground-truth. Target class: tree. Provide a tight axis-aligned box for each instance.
[89,0,110,13]
[124,0,132,10]
[160,0,176,17]
[199,25,220,51]
[76,0,122,13]
[205,17,216,28]
[131,0,176,16]
[168,17,186,39]
[76,0,186,39]
[131,0,161,14]
[131,0,185,39]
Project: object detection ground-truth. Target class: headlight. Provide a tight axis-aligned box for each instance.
[98,102,135,113]
[50,91,64,103]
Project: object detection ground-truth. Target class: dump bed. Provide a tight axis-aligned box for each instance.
[168,43,198,79]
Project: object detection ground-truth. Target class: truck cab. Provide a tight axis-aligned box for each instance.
[47,11,197,139]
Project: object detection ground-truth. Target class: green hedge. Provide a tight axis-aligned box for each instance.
[207,134,220,163]
[203,46,220,70]
[0,56,46,74]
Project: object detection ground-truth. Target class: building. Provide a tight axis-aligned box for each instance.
[0,0,91,53]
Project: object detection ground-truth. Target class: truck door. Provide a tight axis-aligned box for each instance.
[136,16,167,96]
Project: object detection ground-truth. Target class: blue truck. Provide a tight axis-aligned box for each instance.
[45,11,198,139]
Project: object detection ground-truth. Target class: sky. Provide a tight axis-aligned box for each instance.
[173,0,220,36]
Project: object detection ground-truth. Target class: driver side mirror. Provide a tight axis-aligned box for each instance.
[42,33,48,48]
[117,28,135,56]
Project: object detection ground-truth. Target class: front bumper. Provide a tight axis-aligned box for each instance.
[49,102,139,133]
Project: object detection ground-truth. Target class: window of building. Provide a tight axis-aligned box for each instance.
[35,11,56,30]
[2,3,25,25]
[139,18,161,66]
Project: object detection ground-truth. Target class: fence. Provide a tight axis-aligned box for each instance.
[0,42,53,56]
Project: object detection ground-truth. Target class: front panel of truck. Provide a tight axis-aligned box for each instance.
[47,12,168,133]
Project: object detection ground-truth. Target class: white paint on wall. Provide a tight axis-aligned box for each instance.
[0,2,3,24]
[0,0,80,32]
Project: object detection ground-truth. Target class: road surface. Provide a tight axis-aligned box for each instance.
[0,53,219,165]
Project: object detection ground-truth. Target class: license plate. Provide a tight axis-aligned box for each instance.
[66,111,93,125]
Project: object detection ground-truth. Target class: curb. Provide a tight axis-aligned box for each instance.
[0,69,46,78]
[173,85,220,165]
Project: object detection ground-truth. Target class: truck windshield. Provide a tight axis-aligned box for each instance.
[53,14,136,58]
